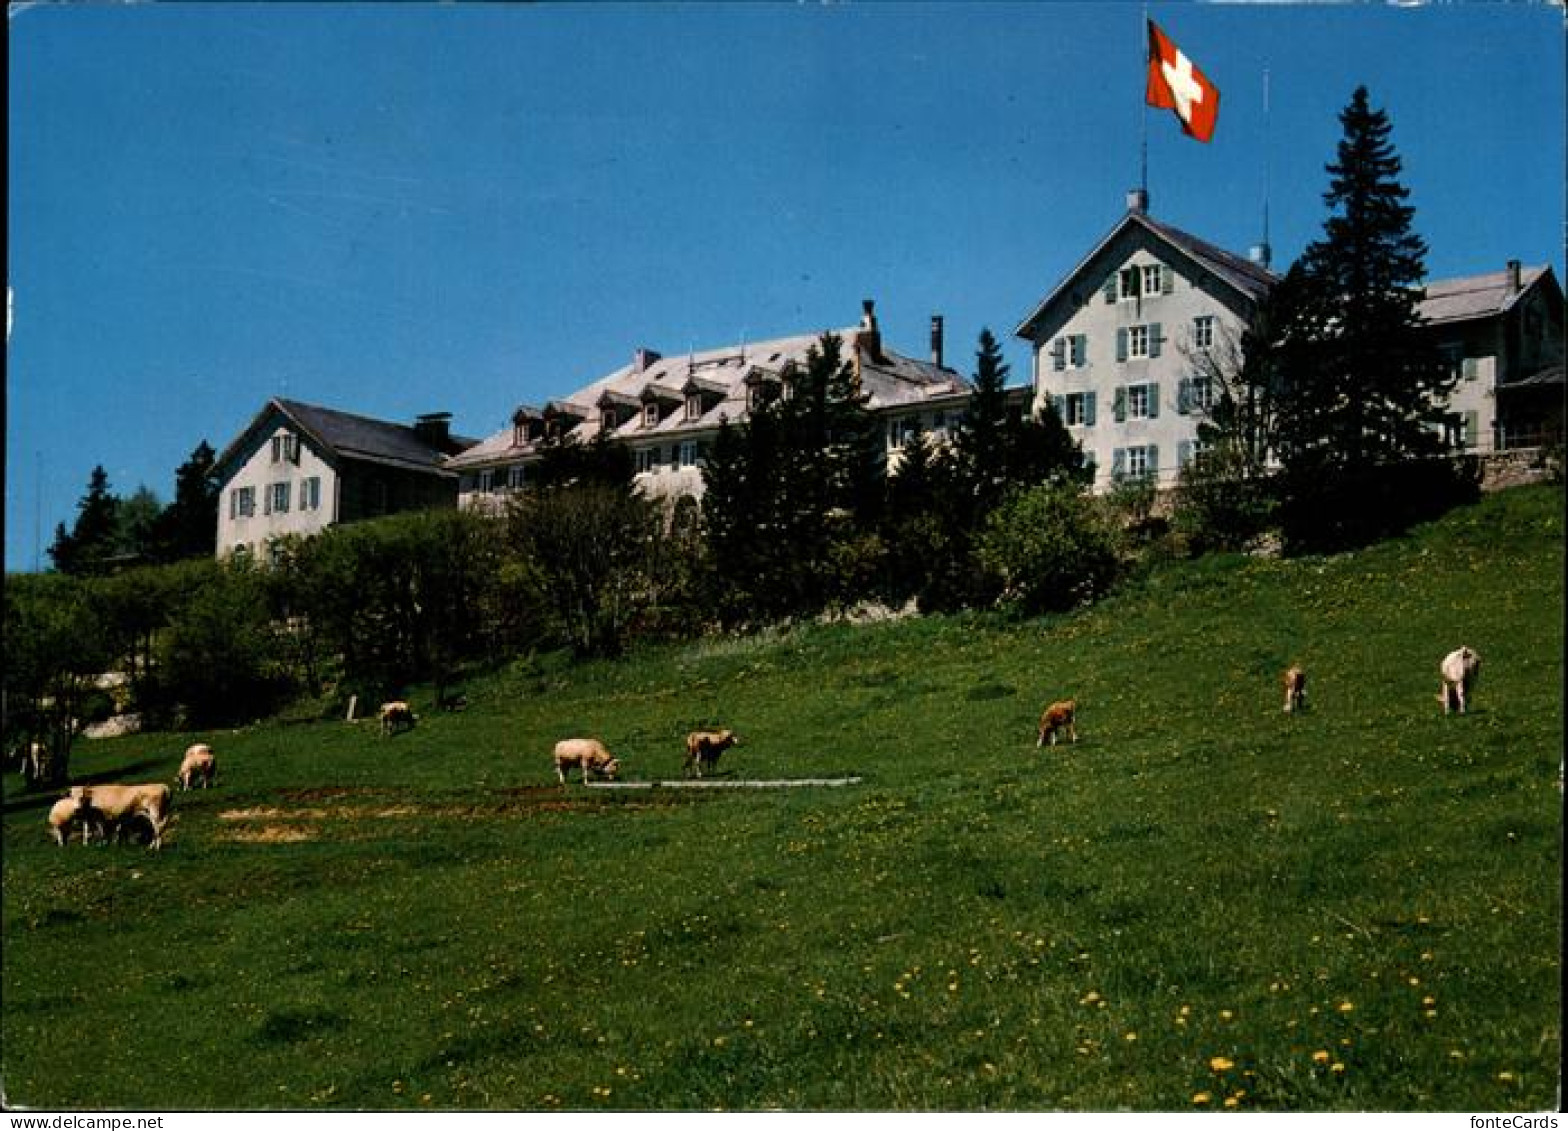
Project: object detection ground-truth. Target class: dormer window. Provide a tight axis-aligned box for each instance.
[685,393,704,422]
[644,403,660,428]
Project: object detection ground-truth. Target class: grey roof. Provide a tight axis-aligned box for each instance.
[1418,264,1555,325]
[1015,208,1277,340]
[449,324,970,471]
[218,398,473,478]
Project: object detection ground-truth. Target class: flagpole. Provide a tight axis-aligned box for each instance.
[1139,4,1149,197]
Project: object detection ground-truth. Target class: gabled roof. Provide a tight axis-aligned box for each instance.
[1015,208,1278,340]
[1418,264,1559,326]
[216,398,472,479]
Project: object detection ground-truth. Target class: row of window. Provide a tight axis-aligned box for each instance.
[229,478,324,519]
[1053,377,1216,426]
[1050,316,1213,372]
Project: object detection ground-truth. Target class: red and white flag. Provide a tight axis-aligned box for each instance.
[1146,20,1219,143]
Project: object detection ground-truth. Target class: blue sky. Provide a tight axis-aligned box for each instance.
[7,2,1563,570]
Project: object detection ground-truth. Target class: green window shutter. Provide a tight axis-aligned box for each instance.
[1162,266,1175,294]
[1103,276,1118,304]
[1050,395,1067,420]
[1116,328,1128,362]
[1146,381,1160,418]
[1071,335,1086,367]
[1145,444,1159,479]
[1052,339,1066,371]
[1176,377,1191,415]
[1462,357,1480,381]
[1464,410,1480,448]
[1111,448,1126,478]
[1113,387,1127,422]
[1177,439,1192,467]
[1084,391,1097,427]
[1149,323,1163,358]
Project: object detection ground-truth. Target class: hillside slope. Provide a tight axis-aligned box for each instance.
[3,485,1561,1111]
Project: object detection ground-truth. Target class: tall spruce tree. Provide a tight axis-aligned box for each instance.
[1275,85,1453,474]
[949,328,1013,516]
[155,440,220,561]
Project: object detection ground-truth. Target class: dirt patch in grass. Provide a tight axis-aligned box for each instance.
[221,824,317,844]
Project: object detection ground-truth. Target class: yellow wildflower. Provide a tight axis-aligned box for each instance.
[1312,1050,1331,1064]
[1209,1056,1236,1072]
[1192,1092,1212,1105]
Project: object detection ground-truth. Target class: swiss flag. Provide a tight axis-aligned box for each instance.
[1146,20,1219,143]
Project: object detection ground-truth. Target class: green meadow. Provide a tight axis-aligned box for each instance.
[3,485,1561,1111]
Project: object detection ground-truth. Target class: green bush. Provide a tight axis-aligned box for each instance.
[975,480,1120,614]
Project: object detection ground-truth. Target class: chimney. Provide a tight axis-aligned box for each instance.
[857,298,887,364]
[1506,260,1522,295]
[1126,187,1149,214]
[414,412,453,451]
[930,314,945,369]
[633,347,662,374]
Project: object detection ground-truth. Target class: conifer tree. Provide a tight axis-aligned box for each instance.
[1274,85,1453,474]
[48,465,120,575]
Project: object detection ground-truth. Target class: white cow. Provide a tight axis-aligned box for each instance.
[1439,646,1481,715]
[177,743,217,790]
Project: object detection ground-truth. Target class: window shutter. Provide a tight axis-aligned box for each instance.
[1050,395,1067,421]
[229,491,237,520]
[1146,382,1160,418]
[1162,267,1175,295]
[1116,328,1128,362]
[1146,445,1159,479]
[1052,339,1066,371]
[1111,448,1127,478]
[1103,276,1118,304]
[1176,378,1191,415]
[1177,439,1193,467]
[1072,335,1087,367]
[1149,323,1163,358]
[1113,386,1127,423]
[1464,410,1480,448]
[1084,391,1097,427]
[1462,357,1480,381]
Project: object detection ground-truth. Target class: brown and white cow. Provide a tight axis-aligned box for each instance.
[1439,646,1481,715]
[1282,666,1308,713]
[379,701,417,737]
[684,729,739,778]
[177,743,217,790]
[1036,700,1078,748]
[69,783,172,850]
[553,738,621,787]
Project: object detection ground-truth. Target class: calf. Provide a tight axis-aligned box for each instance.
[1282,666,1308,713]
[379,700,417,737]
[553,738,621,787]
[1036,700,1078,748]
[1439,646,1481,715]
[69,783,172,850]
[47,792,103,847]
[177,743,217,790]
[684,729,739,778]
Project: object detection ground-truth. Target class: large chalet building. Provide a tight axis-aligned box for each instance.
[1017,192,1564,491]
[448,300,995,510]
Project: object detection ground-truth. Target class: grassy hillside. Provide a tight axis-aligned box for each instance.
[3,485,1561,1111]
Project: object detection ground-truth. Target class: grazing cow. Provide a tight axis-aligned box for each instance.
[553,738,621,787]
[47,792,103,847]
[1036,700,1078,748]
[684,729,739,778]
[1282,666,1308,713]
[379,701,417,737]
[177,743,217,790]
[69,783,172,850]
[22,742,50,784]
[1439,646,1481,715]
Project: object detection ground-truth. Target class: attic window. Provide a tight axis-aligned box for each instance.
[270,434,300,465]
[685,393,703,421]
[644,403,660,428]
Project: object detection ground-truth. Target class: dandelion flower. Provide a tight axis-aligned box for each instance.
[1498,1071,1516,1084]
[1192,1093,1212,1105]
[1331,1063,1345,1075]
[1312,1050,1331,1064]
[1337,1001,1355,1013]
[1209,1056,1235,1072]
